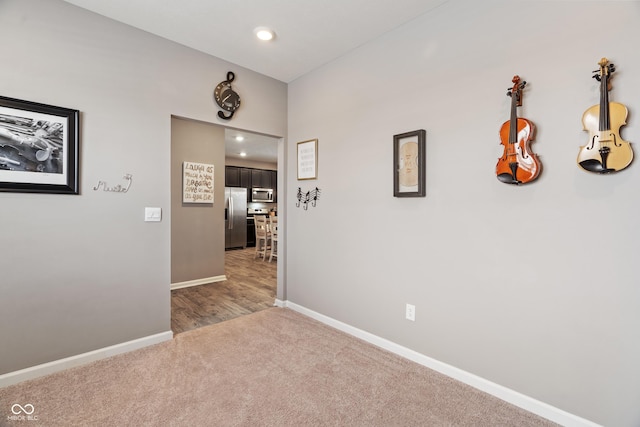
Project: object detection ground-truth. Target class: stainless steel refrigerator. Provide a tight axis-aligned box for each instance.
[224,187,247,249]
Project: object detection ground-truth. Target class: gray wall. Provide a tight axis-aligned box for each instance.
[3,0,639,425]
[286,1,640,426]
[171,117,225,284]
[0,0,286,374]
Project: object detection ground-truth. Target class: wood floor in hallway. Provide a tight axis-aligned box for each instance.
[171,247,277,335]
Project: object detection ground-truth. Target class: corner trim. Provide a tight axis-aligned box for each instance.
[0,331,173,388]
[283,301,601,427]
[170,275,226,290]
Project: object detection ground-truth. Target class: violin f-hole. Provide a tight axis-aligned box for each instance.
[611,132,621,147]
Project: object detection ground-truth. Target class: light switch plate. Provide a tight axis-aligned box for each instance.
[145,207,162,222]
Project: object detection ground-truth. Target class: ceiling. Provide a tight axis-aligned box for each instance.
[61,0,449,84]
[224,129,279,164]
[60,0,448,163]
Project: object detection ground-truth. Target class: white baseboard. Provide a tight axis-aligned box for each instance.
[0,331,173,388]
[170,275,226,290]
[283,301,601,427]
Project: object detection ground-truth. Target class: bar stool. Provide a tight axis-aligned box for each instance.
[269,216,278,262]
[254,215,271,260]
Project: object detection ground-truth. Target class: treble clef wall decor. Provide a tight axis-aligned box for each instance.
[213,71,241,120]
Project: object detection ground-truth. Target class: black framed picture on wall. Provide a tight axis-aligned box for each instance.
[393,129,426,197]
[0,95,80,194]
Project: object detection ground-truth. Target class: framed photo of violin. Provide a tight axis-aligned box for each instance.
[393,129,426,197]
[0,95,79,194]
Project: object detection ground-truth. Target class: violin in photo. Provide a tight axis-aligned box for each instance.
[496,75,540,185]
[577,58,633,173]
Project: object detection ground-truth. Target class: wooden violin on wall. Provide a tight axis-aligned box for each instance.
[496,75,540,185]
[577,58,633,173]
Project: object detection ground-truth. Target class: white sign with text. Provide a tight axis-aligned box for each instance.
[183,162,214,203]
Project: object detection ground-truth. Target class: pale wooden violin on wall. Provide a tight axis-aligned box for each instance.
[496,75,541,185]
[577,58,633,173]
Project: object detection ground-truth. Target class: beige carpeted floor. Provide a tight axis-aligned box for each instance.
[0,308,558,426]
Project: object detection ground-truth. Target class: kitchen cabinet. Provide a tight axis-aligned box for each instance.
[225,166,240,187]
[251,169,272,188]
[225,166,277,202]
[240,168,251,189]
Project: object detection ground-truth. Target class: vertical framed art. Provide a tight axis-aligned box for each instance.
[0,96,80,194]
[182,161,214,203]
[393,129,425,197]
[297,139,317,180]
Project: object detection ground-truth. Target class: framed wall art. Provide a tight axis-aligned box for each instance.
[297,139,318,180]
[0,96,80,194]
[393,129,426,197]
[183,161,214,203]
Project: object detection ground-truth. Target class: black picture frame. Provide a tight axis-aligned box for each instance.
[393,129,426,197]
[0,96,79,194]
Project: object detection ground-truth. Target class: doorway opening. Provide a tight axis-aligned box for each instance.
[170,121,282,335]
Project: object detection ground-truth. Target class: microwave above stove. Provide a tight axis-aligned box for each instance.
[251,187,274,202]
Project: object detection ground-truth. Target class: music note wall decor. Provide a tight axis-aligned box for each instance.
[296,187,321,210]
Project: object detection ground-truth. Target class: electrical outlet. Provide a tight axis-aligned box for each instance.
[405,304,415,321]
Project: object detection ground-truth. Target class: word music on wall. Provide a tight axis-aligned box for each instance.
[183,161,214,203]
[93,174,132,193]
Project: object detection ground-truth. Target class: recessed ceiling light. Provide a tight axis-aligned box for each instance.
[235,136,244,141]
[240,152,247,157]
[254,27,275,41]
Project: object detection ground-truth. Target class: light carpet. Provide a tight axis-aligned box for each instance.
[0,308,558,426]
